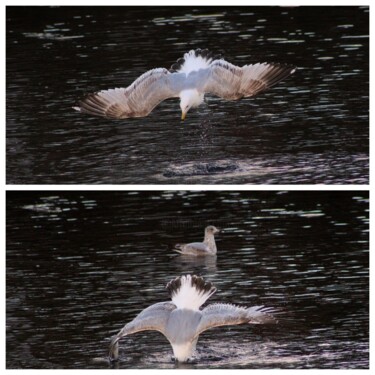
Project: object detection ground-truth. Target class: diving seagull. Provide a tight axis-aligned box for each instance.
[174,225,220,256]
[108,274,278,363]
[74,49,296,121]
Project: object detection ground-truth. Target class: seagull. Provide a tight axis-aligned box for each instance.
[108,274,278,363]
[74,49,296,121]
[174,225,220,256]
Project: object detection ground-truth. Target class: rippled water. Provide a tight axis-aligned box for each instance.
[6,6,369,184]
[6,191,369,369]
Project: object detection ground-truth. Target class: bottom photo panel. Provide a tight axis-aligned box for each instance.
[6,190,369,369]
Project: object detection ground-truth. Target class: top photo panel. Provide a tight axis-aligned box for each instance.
[6,6,369,185]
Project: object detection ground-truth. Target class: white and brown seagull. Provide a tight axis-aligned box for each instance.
[174,225,220,256]
[108,274,278,363]
[74,49,296,121]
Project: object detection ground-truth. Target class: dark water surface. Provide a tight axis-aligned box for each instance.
[6,6,369,184]
[6,191,369,368]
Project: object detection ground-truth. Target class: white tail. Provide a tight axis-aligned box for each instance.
[166,275,216,311]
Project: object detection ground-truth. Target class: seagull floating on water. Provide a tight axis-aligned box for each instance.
[108,274,278,363]
[74,49,296,121]
[174,225,220,256]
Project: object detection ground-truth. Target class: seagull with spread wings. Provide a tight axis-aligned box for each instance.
[74,49,296,121]
[108,274,278,363]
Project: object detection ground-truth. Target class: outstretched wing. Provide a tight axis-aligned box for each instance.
[74,68,178,119]
[203,60,296,100]
[245,305,279,324]
[108,301,176,361]
[196,303,278,336]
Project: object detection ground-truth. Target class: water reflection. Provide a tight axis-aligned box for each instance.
[171,255,218,274]
[6,191,369,368]
[6,6,369,184]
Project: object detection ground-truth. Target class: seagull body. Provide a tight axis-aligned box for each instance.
[74,49,296,120]
[174,225,220,256]
[108,274,278,363]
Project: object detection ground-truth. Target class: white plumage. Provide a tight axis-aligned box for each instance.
[74,49,296,121]
[170,275,216,310]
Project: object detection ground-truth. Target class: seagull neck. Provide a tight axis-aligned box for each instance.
[179,89,204,108]
[203,233,217,254]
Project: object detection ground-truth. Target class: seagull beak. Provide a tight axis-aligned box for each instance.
[181,112,186,121]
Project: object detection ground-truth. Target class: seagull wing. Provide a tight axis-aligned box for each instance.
[203,60,296,100]
[174,242,211,255]
[196,303,278,336]
[108,301,176,361]
[74,68,178,119]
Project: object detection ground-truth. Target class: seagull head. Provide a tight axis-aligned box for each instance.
[206,225,220,235]
[179,89,204,121]
[180,101,191,121]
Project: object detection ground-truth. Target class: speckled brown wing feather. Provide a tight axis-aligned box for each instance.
[75,68,178,119]
[203,60,296,100]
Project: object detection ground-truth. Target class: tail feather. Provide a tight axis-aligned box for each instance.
[172,244,184,254]
[166,275,216,310]
[170,49,222,74]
